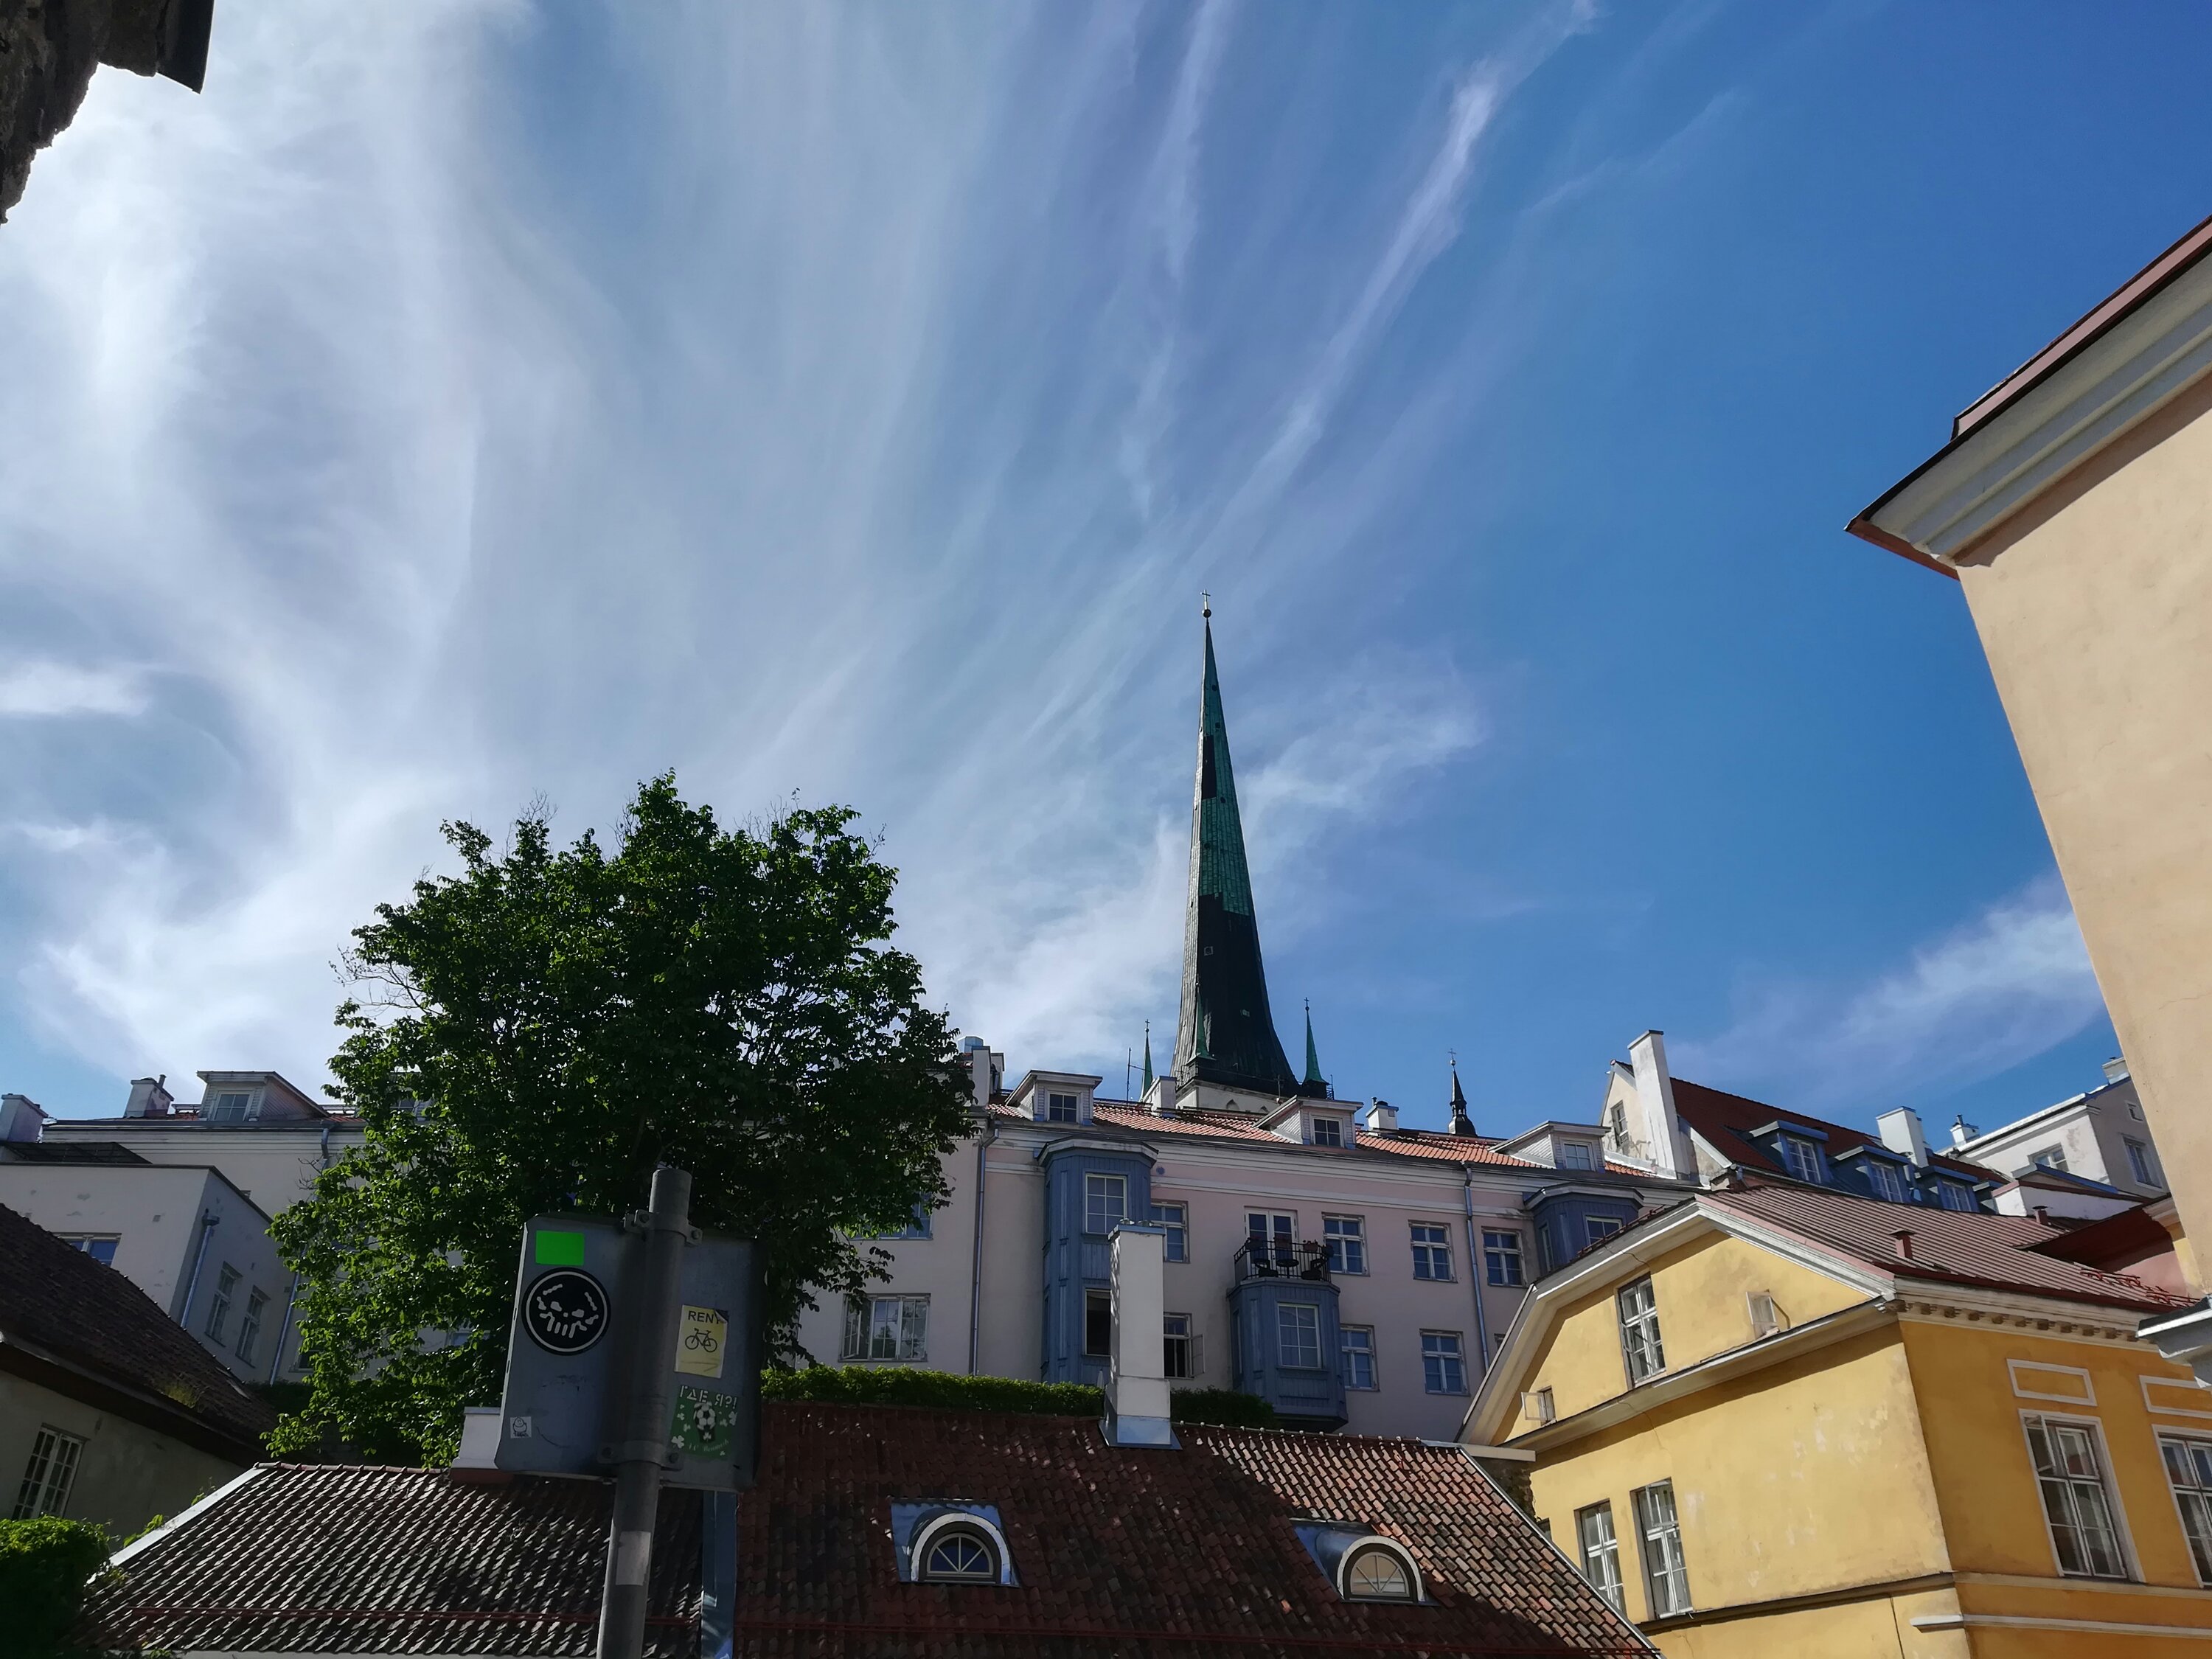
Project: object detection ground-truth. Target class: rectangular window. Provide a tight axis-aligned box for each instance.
[1523,1387,1555,1425]
[1323,1215,1367,1276]
[1084,1173,1128,1236]
[1747,1290,1781,1339]
[1779,1135,1822,1183]
[1278,1302,1323,1369]
[209,1091,255,1123]
[1084,1290,1112,1357]
[2162,1435,2212,1584]
[1421,1330,1467,1394]
[205,1265,239,1342]
[2025,1415,2129,1579]
[10,1427,84,1520]
[1152,1202,1189,1262]
[1585,1215,1624,1246]
[1164,1312,1196,1379]
[1576,1502,1624,1613]
[1937,1180,1975,1212]
[1340,1325,1376,1391]
[1634,1481,1691,1616]
[1311,1116,1343,1147]
[1866,1161,1907,1203]
[1483,1229,1524,1287]
[842,1294,929,1362]
[63,1236,119,1266]
[1046,1091,1079,1123]
[237,1288,268,1363]
[2128,1139,2157,1185]
[1559,1141,1594,1170]
[2030,1147,2069,1173]
[1410,1222,1453,1281]
[1248,1211,1295,1268]
[869,1200,933,1240]
[1618,1276,1665,1383]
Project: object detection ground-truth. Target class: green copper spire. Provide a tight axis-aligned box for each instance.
[1303,1000,1324,1093]
[1174,599,1304,1099]
[1141,1020,1154,1096]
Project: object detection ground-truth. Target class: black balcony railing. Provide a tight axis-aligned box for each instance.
[1233,1238,1332,1284]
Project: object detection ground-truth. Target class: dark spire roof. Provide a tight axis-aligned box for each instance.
[1448,1065,1477,1137]
[1141,1021,1154,1096]
[1174,607,1304,1099]
[1302,1001,1324,1093]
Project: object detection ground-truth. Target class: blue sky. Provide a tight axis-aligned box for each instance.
[1,2,2205,1141]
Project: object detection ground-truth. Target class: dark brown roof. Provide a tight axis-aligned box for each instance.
[0,1202,274,1458]
[1012,1099,1564,1172]
[1669,1078,2000,1186]
[1708,1178,2193,1315]
[86,1402,1653,1658]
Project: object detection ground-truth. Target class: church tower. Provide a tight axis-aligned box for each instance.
[1172,602,1315,1109]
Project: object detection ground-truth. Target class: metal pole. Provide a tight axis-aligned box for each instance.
[597,1164,692,1659]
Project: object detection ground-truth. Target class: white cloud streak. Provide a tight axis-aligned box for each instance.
[0,662,147,717]
[1674,876,2107,1111]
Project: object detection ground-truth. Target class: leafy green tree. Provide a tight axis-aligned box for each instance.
[269,776,972,1462]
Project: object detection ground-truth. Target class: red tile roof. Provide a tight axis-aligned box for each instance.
[86,1402,1653,1658]
[1006,1099,1562,1171]
[0,1202,274,1459]
[1669,1079,2001,1185]
[1707,1177,2193,1315]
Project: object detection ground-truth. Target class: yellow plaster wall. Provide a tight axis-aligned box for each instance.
[1953,372,2212,1270]
[1899,1317,2212,1602]
[1518,1228,1872,1422]
[1528,1325,1951,1634]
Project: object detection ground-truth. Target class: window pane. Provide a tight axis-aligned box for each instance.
[1635,1483,1691,1616]
[1154,1203,1188,1262]
[1324,1217,1366,1275]
[1576,1504,1624,1612]
[2028,1418,2128,1579]
[1340,1326,1375,1390]
[1084,1290,1112,1357]
[1421,1332,1465,1394]
[1085,1175,1127,1235]
[1279,1304,1321,1368]
[1483,1230,1523,1287]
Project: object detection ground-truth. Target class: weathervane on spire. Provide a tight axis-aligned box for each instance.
[1201,590,1211,619]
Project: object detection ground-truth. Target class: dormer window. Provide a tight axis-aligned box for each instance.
[896,1506,1016,1586]
[209,1091,257,1124]
[1865,1159,1908,1203]
[1779,1135,1822,1183]
[1343,1542,1418,1600]
[1559,1140,1595,1170]
[1935,1180,1976,1212]
[1045,1092,1079,1124]
[1311,1116,1343,1147]
[920,1523,999,1582]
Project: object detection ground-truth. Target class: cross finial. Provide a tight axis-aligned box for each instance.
[1449,1047,1457,1069]
[1201,590,1211,619]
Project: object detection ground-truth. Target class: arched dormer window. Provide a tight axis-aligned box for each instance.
[909,1511,1012,1585]
[1337,1536,1422,1601]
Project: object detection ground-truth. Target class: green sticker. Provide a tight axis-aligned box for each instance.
[535,1229,587,1266]
[672,1385,733,1459]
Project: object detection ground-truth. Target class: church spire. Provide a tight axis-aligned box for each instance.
[1174,601,1302,1100]
[1448,1062,1477,1138]
[1303,1001,1324,1094]
[1141,1020,1154,1096]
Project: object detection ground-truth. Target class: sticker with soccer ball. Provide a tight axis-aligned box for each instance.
[671,1384,733,1459]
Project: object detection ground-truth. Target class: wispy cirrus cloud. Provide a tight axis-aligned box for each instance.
[1673,875,2107,1112]
[0,662,147,718]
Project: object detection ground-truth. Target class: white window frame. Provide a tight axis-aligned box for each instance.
[1083,1173,1128,1237]
[10,1425,84,1520]
[1936,1180,1976,1212]
[2160,1432,2212,1586]
[1585,1215,1624,1246]
[2030,1146,2070,1174]
[1559,1140,1595,1170]
[237,1287,268,1363]
[1152,1201,1189,1263]
[1164,1312,1199,1380]
[843,1294,929,1363]
[1779,1135,1822,1183]
[209,1090,259,1123]
[1633,1481,1692,1618]
[1278,1302,1323,1370]
[2020,1412,2135,1581]
[1576,1500,1624,1613]
[205,1263,239,1342]
[1045,1091,1079,1124]
[1420,1329,1467,1395]
[62,1235,119,1265]
[2127,1138,2158,1185]
[1618,1276,1665,1385]
[1310,1115,1343,1147]
[1410,1222,1453,1281]
[1865,1158,1908,1203]
[1483,1228,1525,1286]
[1323,1214,1367,1276]
[1340,1325,1377,1391]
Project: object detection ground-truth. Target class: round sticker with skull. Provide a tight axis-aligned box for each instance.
[524,1267,609,1354]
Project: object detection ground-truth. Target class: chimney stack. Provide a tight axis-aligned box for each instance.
[0,1093,45,1144]
[1891,1229,1915,1262]
[1105,1222,1175,1448]
[1628,1032,1689,1180]
[1365,1099,1398,1135]
[1876,1107,1929,1168]
[1949,1115,1977,1151]
[2103,1057,2131,1085]
[125,1076,174,1119]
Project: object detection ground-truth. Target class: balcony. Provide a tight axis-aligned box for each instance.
[1233,1238,1332,1284]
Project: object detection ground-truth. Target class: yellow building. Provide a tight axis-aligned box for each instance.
[1464,1174,2212,1655]
[1848,214,2212,1298]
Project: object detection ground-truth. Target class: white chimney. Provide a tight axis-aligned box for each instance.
[1950,1115,1976,1151]
[1105,1223,1175,1448]
[0,1093,45,1144]
[1366,1099,1398,1134]
[452,1406,502,1468]
[1628,1032,1688,1180]
[125,1076,174,1119]
[2103,1057,2131,1085]
[1877,1107,1929,1167]
[959,1039,992,1110]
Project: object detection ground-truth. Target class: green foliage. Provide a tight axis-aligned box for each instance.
[269,776,974,1464]
[761,1367,1281,1429]
[1164,1385,1278,1429]
[0,1517,112,1655]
